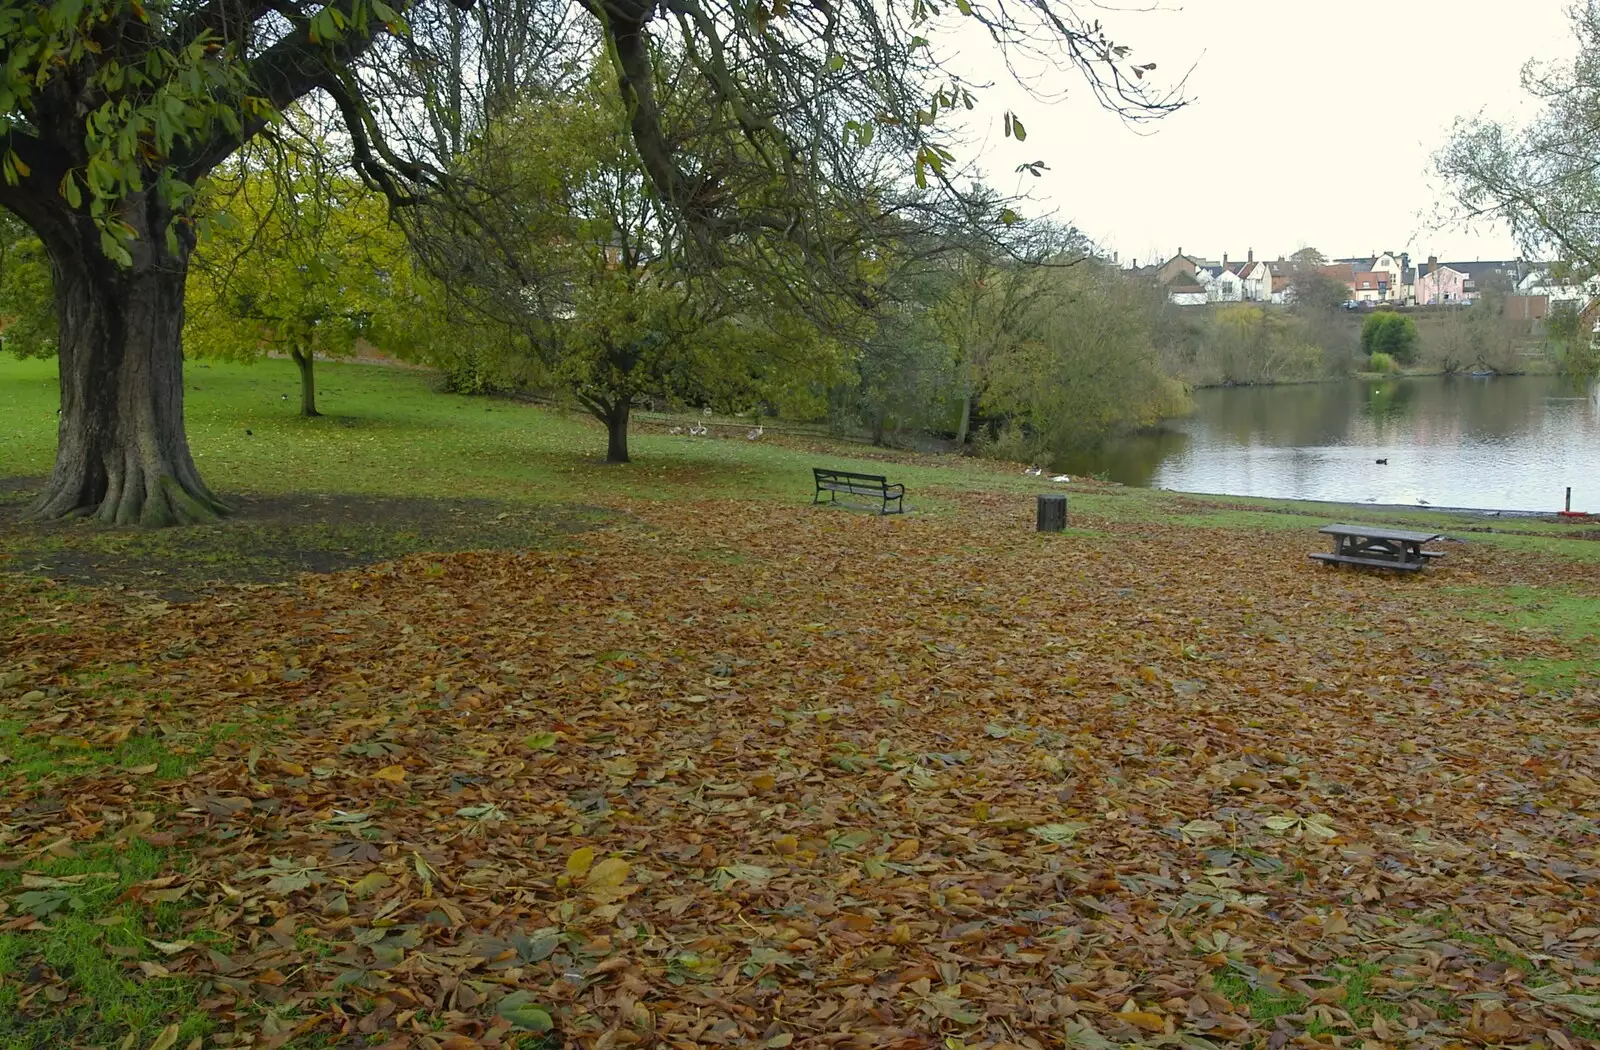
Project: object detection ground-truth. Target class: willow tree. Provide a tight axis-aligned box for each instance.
[2,0,1177,525]
[1436,7,1600,277]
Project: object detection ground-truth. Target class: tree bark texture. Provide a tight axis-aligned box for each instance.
[25,191,228,526]
[291,348,320,417]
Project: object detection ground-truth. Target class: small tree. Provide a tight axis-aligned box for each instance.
[410,86,840,462]
[1361,312,1419,363]
[186,130,407,416]
[1545,301,1598,374]
[1287,248,1349,315]
[0,211,55,356]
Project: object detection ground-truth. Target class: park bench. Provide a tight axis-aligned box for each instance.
[812,467,905,515]
[1309,524,1445,572]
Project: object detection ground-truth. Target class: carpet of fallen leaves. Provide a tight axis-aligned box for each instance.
[4,494,1600,1050]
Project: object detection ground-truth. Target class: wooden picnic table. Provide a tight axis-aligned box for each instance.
[1309,524,1445,572]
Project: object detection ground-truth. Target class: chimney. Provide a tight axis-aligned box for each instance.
[1132,258,1138,270]
[1113,251,1119,265]
[1223,252,1229,267]
[1177,247,1183,258]
[1248,248,1254,263]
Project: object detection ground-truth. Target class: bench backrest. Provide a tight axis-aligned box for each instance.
[814,468,889,486]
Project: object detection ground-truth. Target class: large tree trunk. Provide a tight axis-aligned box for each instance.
[25,192,228,526]
[291,348,320,417]
[604,402,631,464]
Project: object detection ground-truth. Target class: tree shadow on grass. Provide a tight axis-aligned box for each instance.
[0,479,614,598]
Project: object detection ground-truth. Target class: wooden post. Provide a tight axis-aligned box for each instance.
[1036,493,1068,532]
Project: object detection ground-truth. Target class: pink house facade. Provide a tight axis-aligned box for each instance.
[1416,260,1467,304]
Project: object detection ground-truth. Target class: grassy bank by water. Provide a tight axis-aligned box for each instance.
[4,352,1599,1050]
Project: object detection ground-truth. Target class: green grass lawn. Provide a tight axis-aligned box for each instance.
[0,354,1021,508]
[6,352,1600,566]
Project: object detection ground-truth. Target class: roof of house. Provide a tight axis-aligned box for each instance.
[1165,272,1207,292]
[1438,259,1524,275]
[1352,271,1389,288]
[1272,274,1291,292]
[1417,262,1467,279]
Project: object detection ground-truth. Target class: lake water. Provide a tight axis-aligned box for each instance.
[1059,375,1600,513]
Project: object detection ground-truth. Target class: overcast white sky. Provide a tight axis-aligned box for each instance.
[948,0,1576,266]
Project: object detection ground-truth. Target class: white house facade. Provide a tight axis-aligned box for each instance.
[1205,268,1245,303]
[1234,260,1273,301]
[1519,269,1600,304]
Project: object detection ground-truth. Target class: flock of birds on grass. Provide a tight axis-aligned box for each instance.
[1023,465,1073,483]
[665,420,765,440]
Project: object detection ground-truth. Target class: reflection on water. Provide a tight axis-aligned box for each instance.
[1065,375,1600,512]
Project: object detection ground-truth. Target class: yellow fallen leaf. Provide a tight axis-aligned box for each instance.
[585,857,631,889]
[1120,1010,1167,1033]
[890,837,921,860]
[751,773,776,792]
[567,847,596,878]
[352,871,393,898]
[372,764,407,783]
[147,1023,181,1050]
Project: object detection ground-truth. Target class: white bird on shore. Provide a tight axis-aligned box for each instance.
[689,422,708,436]
[1050,474,1071,483]
[668,426,683,435]
[747,426,764,440]
[1023,465,1043,476]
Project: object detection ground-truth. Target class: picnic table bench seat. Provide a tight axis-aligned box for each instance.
[812,468,904,515]
[1310,524,1445,572]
